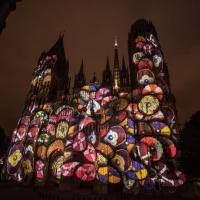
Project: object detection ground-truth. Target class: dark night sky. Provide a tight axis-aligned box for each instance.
[0,0,200,134]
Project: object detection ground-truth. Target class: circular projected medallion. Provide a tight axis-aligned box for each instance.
[132,52,144,64]
[138,95,160,115]
[137,69,155,86]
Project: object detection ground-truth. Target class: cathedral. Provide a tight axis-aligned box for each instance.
[3,19,186,197]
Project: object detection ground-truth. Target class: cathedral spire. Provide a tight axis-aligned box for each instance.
[102,57,112,87]
[73,59,86,91]
[80,59,84,74]
[113,38,121,93]
[121,56,129,88]
[114,37,118,47]
[47,34,70,100]
[106,56,110,70]
[122,56,126,70]
[114,37,120,68]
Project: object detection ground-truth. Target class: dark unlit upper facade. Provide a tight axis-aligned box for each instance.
[24,34,131,112]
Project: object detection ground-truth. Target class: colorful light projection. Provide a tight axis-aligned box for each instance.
[5,26,185,192]
[6,82,185,190]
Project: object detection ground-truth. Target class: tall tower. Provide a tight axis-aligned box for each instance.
[102,57,112,87]
[47,35,70,100]
[73,60,86,94]
[112,39,121,93]
[24,35,70,113]
[127,19,184,189]
[120,56,130,90]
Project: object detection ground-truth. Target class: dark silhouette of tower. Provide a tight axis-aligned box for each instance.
[102,57,112,87]
[73,60,86,95]
[47,35,70,100]
[24,35,70,113]
[120,56,130,90]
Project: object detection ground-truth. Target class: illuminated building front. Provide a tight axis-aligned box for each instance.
[3,19,185,194]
